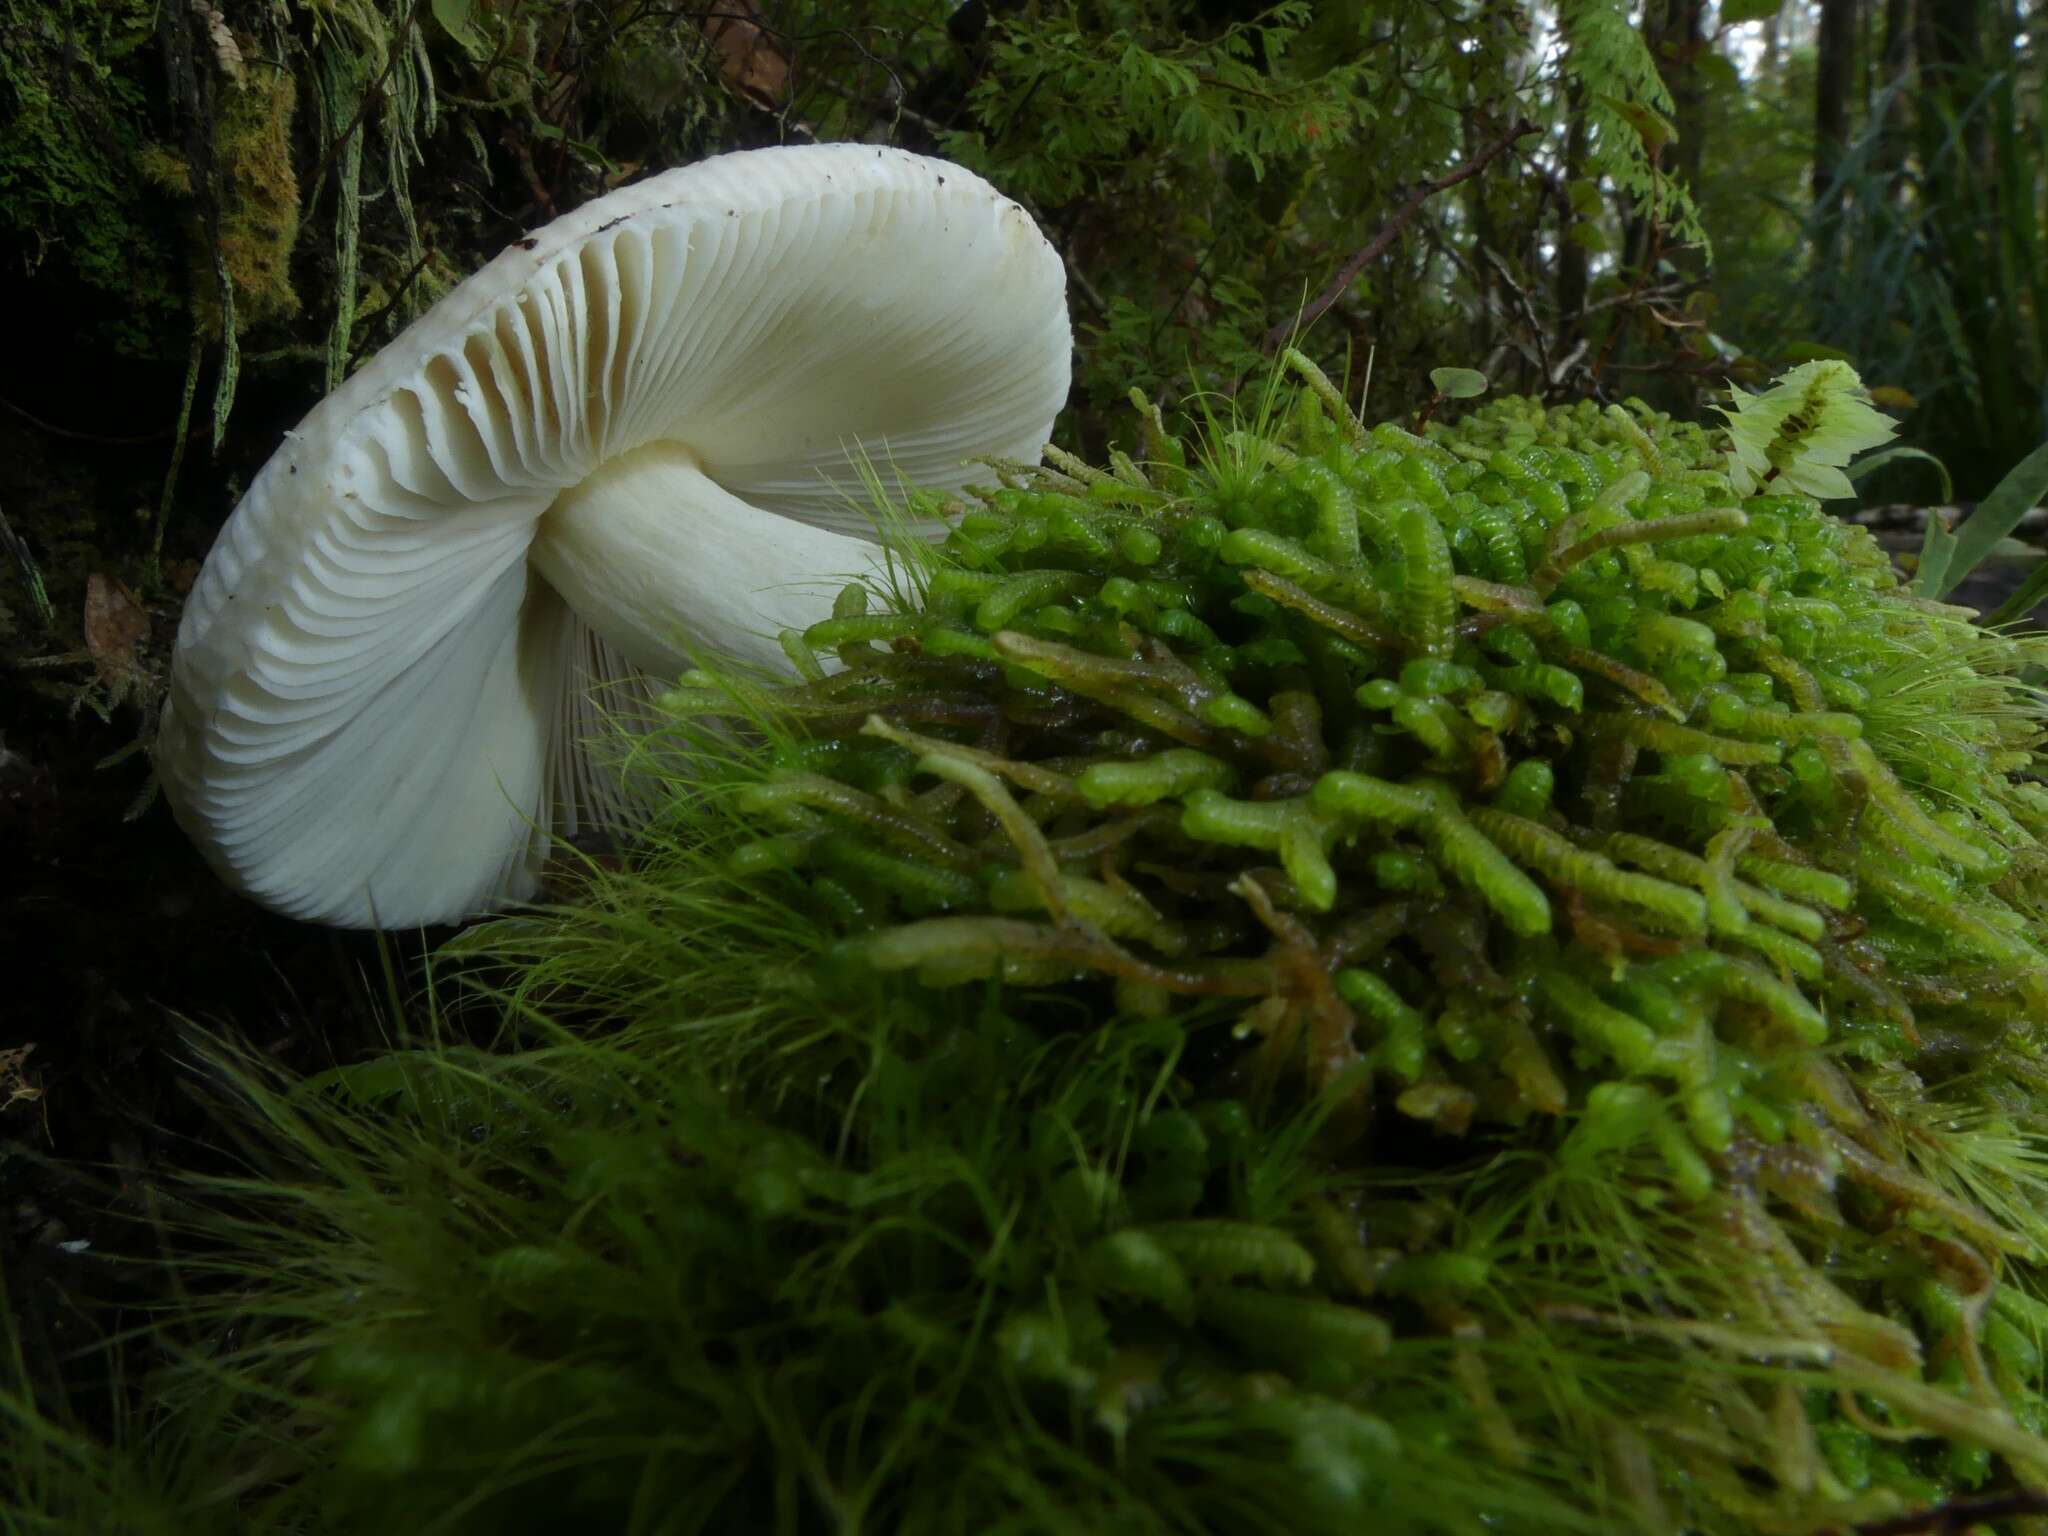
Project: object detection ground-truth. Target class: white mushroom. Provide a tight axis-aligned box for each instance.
[159,144,1072,928]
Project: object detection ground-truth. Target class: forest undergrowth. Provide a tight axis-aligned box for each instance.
[14,359,2048,1535]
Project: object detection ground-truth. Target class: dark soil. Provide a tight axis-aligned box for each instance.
[0,337,440,1415]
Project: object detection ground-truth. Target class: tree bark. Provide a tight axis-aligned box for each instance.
[1916,0,1985,179]
[1868,0,1915,195]
[1556,85,1590,335]
[1661,0,1708,208]
[1621,0,1708,273]
[1814,0,1857,205]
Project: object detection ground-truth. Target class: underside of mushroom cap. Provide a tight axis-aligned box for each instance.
[160,143,1072,928]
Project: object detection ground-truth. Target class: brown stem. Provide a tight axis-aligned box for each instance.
[1261,118,1537,354]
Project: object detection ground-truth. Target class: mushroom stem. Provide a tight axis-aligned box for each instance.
[531,441,889,677]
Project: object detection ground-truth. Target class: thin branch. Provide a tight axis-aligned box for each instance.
[305,0,425,200]
[1478,243,1550,384]
[0,395,177,446]
[1261,117,1537,353]
[1063,251,1110,322]
[345,246,439,367]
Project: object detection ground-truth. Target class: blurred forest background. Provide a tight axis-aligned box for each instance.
[1,0,2045,1318]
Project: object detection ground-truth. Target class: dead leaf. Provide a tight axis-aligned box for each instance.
[0,1045,41,1113]
[84,573,149,687]
[189,0,245,85]
[166,558,203,594]
[704,0,791,110]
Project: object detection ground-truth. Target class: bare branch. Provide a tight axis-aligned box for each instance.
[1261,117,1538,353]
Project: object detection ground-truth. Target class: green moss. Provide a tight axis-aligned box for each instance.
[0,0,183,353]
[138,26,302,338]
[18,366,2048,1534]
[211,55,301,330]
[478,367,2048,1528]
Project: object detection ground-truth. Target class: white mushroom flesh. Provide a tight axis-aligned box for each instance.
[159,145,1071,926]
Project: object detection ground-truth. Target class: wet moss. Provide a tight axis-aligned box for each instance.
[0,0,184,354]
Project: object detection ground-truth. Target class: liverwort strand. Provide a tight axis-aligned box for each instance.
[779,628,828,682]
[1738,923,1823,980]
[1077,748,1235,808]
[976,570,1095,632]
[1240,569,1400,652]
[1700,827,1755,940]
[910,750,1069,919]
[988,869,1187,953]
[726,830,819,877]
[1381,694,1460,759]
[1222,528,1382,616]
[1048,504,1115,560]
[1705,693,1863,740]
[1310,770,1436,828]
[805,613,924,650]
[1551,644,1683,718]
[1117,527,1164,566]
[1279,347,1369,446]
[1601,833,1828,941]
[991,631,1218,748]
[812,832,982,913]
[1844,737,1999,876]
[1535,967,1660,1072]
[1414,785,1552,937]
[1469,808,1707,936]
[1735,853,1853,910]
[925,567,1006,621]
[1493,759,1556,819]
[1714,953,1829,1043]
[1484,663,1584,712]
[1855,854,2045,969]
[1042,442,1114,488]
[1370,851,1442,895]
[1108,448,1152,489]
[1617,715,1781,766]
[1392,506,1457,660]
[1451,574,1547,618]
[1534,507,1749,595]
[1197,693,1275,737]
[1297,461,1364,563]
[738,775,977,868]
[1181,789,1340,912]
[860,716,1078,802]
[1126,386,1185,472]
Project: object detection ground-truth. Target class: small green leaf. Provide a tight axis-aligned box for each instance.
[1847,445,1953,505]
[431,0,480,48]
[1430,367,1488,401]
[1566,178,1606,218]
[1778,340,1854,364]
[1918,439,2048,599]
[1599,95,1674,154]
[1696,53,1741,93]
[1983,549,2048,627]
[1720,0,1782,24]
[1915,518,1957,598]
[1567,221,1611,253]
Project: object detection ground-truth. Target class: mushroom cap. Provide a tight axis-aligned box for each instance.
[159,143,1071,928]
